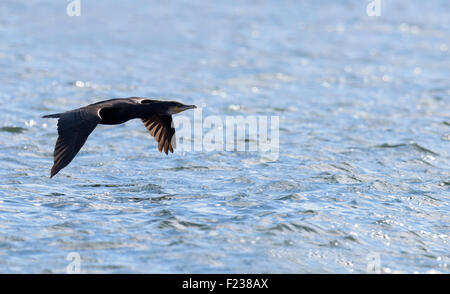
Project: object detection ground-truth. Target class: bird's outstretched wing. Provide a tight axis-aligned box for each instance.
[50,108,101,178]
[141,115,175,155]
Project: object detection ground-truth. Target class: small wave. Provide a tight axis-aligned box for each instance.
[374,142,439,155]
[266,222,318,233]
[0,126,28,133]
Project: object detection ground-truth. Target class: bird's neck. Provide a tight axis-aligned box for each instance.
[135,102,165,118]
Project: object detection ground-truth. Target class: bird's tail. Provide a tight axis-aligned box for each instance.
[42,113,62,118]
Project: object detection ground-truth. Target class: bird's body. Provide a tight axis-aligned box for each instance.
[43,97,196,178]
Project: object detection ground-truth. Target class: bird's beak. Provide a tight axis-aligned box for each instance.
[176,105,197,113]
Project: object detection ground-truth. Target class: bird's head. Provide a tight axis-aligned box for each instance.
[163,101,197,115]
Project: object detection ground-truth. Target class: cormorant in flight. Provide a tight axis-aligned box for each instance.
[43,97,196,178]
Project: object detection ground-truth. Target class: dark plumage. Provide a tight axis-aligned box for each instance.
[43,97,196,178]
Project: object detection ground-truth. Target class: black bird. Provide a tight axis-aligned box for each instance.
[43,97,196,178]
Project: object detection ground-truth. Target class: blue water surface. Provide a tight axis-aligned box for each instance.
[0,0,449,273]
